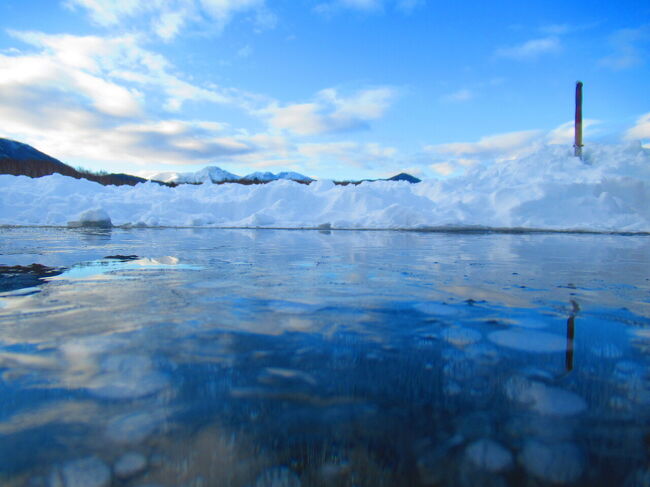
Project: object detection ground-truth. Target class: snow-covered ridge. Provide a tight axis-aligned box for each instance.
[0,138,60,163]
[150,166,240,184]
[1,144,649,232]
[150,167,313,184]
[242,171,313,182]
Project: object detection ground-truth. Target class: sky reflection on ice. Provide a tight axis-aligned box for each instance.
[0,228,648,486]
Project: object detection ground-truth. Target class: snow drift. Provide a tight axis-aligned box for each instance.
[1,144,649,232]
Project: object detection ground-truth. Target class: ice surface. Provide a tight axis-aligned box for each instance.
[465,439,513,472]
[1,144,649,231]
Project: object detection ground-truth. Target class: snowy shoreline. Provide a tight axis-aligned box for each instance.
[2,224,649,235]
[2,143,649,233]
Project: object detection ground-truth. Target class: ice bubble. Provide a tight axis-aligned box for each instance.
[114,452,147,479]
[441,327,482,347]
[488,329,566,353]
[59,457,111,487]
[465,439,513,472]
[414,302,460,317]
[106,410,167,444]
[504,377,587,416]
[520,439,584,484]
[87,354,168,399]
[464,343,500,366]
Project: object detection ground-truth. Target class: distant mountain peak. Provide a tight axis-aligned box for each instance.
[242,170,313,182]
[0,138,60,164]
[387,172,421,183]
[150,166,241,184]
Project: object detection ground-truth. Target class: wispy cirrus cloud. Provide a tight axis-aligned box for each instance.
[599,25,649,70]
[64,0,275,40]
[0,28,398,173]
[314,0,425,16]
[264,87,397,136]
[0,30,272,166]
[494,36,561,60]
[428,130,543,158]
[440,88,474,103]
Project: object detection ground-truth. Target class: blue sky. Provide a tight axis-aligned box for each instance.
[0,0,648,180]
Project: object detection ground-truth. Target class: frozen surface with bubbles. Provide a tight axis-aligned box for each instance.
[0,227,649,486]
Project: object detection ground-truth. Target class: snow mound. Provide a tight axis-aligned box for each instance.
[1,143,649,232]
[67,208,113,228]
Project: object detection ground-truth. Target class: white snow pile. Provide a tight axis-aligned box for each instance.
[1,143,649,232]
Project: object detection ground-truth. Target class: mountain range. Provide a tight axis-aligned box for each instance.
[150,168,314,185]
[0,137,421,186]
[0,138,149,186]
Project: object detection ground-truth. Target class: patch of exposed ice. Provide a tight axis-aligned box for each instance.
[114,452,147,479]
[254,467,301,487]
[56,456,111,487]
[441,327,482,347]
[591,343,623,359]
[105,409,168,444]
[465,439,513,472]
[86,354,168,399]
[488,329,566,353]
[519,439,584,484]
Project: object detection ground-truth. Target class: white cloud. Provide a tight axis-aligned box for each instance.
[237,45,253,58]
[64,0,143,26]
[0,30,281,168]
[494,36,561,60]
[546,119,600,145]
[314,0,425,15]
[430,162,455,176]
[423,120,607,177]
[64,0,271,40]
[599,25,649,70]
[430,130,542,159]
[0,42,143,118]
[298,141,398,169]
[626,112,650,140]
[6,30,249,115]
[440,88,473,103]
[266,87,396,136]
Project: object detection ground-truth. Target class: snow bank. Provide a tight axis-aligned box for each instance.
[1,144,649,232]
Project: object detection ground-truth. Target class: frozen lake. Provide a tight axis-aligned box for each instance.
[0,227,649,486]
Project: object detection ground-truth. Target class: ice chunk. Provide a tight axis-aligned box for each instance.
[67,208,112,228]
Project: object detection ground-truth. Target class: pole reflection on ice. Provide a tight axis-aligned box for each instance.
[565,300,579,372]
